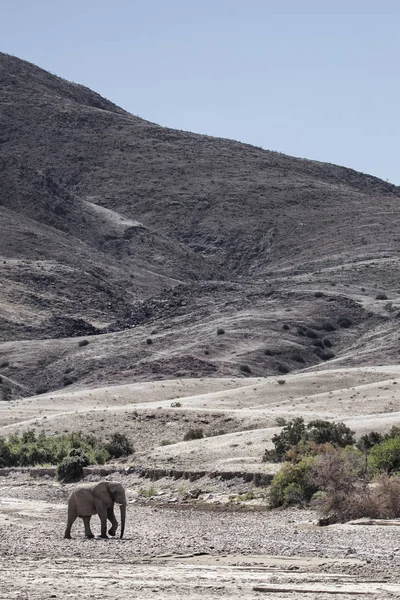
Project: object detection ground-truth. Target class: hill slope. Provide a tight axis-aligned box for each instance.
[1,52,400,397]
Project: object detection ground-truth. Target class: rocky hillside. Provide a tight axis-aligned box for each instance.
[1,52,400,397]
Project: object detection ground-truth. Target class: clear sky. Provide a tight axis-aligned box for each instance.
[1,0,399,184]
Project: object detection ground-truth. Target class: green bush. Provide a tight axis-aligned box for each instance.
[269,457,317,508]
[307,420,355,447]
[369,436,400,474]
[105,433,133,458]
[0,430,118,469]
[56,449,90,482]
[263,418,355,463]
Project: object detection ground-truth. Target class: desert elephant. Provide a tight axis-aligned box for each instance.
[64,481,127,539]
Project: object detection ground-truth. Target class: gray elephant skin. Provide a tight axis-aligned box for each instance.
[64,481,127,539]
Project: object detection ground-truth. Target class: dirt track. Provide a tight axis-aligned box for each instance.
[1,473,400,599]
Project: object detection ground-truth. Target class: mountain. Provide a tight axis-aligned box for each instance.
[1,52,400,399]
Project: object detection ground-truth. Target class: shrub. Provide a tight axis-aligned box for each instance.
[291,353,305,363]
[0,361,9,368]
[310,450,376,523]
[263,418,355,463]
[305,328,319,339]
[319,350,335,360]
[0,430,111,468]
[146,338,153,345]
[307,420,355,447]
[337,316,352,328]
[35,386,48,395]
[356,431,384,452]
[105,433,133,459]
[56,449,90,482]
[296,327,305,336]
[314,292,324,298]
[321,321,336,332]
[183,428,204,441]
[282,324,290,330]
[369,436,400,474]
[160,439,173,446]
[269,457,317,508]
[78,339,89,347]
[312,339,324,349]
[240,364,252,374]
[322,338,332,348]
[277,379,286,385]
[264,349,276,356]
[217,328,225,335]
[376,293,388,300]
[263,417,306,462]
[277,363,289,374]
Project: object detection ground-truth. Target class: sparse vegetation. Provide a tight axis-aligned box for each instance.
[105,433,133,458]
[183,428,204,441]
[304,327,319,339]
[337,316,352,328]
[263,417,355,463]
[267,420,400,522]
[35,386,48,395]
[321,321,336,332]
[56,449,90,482]
[0,430,129,470]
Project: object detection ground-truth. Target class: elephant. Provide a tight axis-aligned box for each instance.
[64,481,127,539]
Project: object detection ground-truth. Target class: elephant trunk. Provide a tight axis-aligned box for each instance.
[120,503,126,538]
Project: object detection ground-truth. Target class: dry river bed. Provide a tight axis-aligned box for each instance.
[0,473,400,599]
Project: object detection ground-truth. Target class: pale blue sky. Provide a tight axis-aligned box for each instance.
[1,0,399,183]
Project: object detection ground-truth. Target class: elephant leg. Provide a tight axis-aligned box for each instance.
[96,502,108,538]
[107,506,118,536]
[82,516,94,539]
[64,502,77,539]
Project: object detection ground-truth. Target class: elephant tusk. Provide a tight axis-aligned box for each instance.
[119,503,126,538]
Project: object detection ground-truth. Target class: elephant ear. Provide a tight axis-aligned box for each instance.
[92,481,113,506]
[108,482,126,504]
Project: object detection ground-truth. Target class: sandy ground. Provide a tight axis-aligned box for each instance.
[1,473,400,599]
[3,367,400,598]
